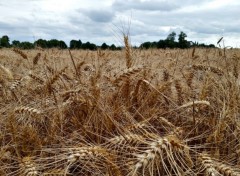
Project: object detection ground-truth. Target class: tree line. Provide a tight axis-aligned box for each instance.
[140,31,215,49]
[0,31,215,50]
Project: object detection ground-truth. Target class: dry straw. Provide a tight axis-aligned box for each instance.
[1,38,240,175]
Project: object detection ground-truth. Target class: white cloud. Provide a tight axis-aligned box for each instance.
[0,0,239,47]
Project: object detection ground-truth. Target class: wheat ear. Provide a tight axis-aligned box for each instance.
[199,153,240,176]
[67,146,121,176]
[124,35,132,68]
[28,73,44,84]
[175,79,184,105]
[0,64,14,80]
[131,134,193,176]
[179,100,210,109]
[15,106,42,116]
[33,53,41,65]
[192,64,224,76]
[13,48,28,60]
[113,66,143,85]
[20,157,39,176]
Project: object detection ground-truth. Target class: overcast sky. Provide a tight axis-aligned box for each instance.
[0,0,239,47]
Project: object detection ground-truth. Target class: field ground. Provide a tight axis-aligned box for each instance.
[0,47,240,175]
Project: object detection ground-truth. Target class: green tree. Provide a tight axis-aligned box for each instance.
[0,35,10,48]
[101,43,109,50]
[47,39,60,48]
[70,40,82,49]
[19,42,34,49]
[157,40,167,49]
[109,44,117,50]
[165,32,177,48]
[166,31,176,41]
[89,43,97,50]
[140,42,152,49]
[151,42,157,48]
[208,44,215,48]
[12,40,21,47]
[178,31,187,42]
[81,42,89,50]
[178,31,189,48]
[81,42,97,50]
[59,40,67,49]
[34,39,48,48]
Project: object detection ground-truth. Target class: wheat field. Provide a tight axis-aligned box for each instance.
[0,43,240,175]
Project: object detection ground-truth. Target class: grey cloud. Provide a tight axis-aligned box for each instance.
[0,0,239,47]
[0,19,33,33]
[0,21,12,30]
[0,21,35,42]
[188,23,224,35]
[80,9,115,23]
[112,0,178,12]
[119,3,240,37]
[68,13,112,36]
[128,23,166,37]
[112,0,210,12]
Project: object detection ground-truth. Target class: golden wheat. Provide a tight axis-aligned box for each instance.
[1,47,240,175]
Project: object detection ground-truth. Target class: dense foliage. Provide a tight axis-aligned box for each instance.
[0,31,215,50]
[140,31,215,49]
